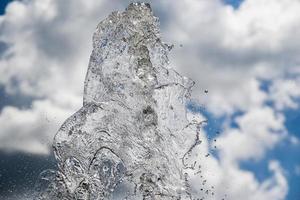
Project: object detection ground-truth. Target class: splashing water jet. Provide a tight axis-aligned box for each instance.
[35,3,209,200]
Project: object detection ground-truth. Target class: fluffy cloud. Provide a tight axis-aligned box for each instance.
[0,98,79,154]
[217,106,286,162]
[0,0,120,97]
[166,0,300,115]
[269,75,300,110]
[0,0,299,199]
[0,0,125,154]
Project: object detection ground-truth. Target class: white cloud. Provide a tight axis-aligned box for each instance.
[217,106,286,163]
[165,0,300,115]
[0,98,78,154]
[184,120,288,200]
[0,0,125,154]
[0,0,299,199]
[269,77,300,110]
[0,0,119,97]
[223,160,287,200]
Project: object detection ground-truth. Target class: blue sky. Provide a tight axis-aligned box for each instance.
[223,0,244,8]
[0,0,11,15]
[0,0,300,199]
[281,107,300,200]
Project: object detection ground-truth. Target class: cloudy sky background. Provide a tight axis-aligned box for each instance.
[0,0,299,199]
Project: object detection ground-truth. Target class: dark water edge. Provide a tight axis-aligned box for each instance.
[0,151,57,199]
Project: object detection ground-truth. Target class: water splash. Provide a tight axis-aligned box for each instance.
[35,3,212,199]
